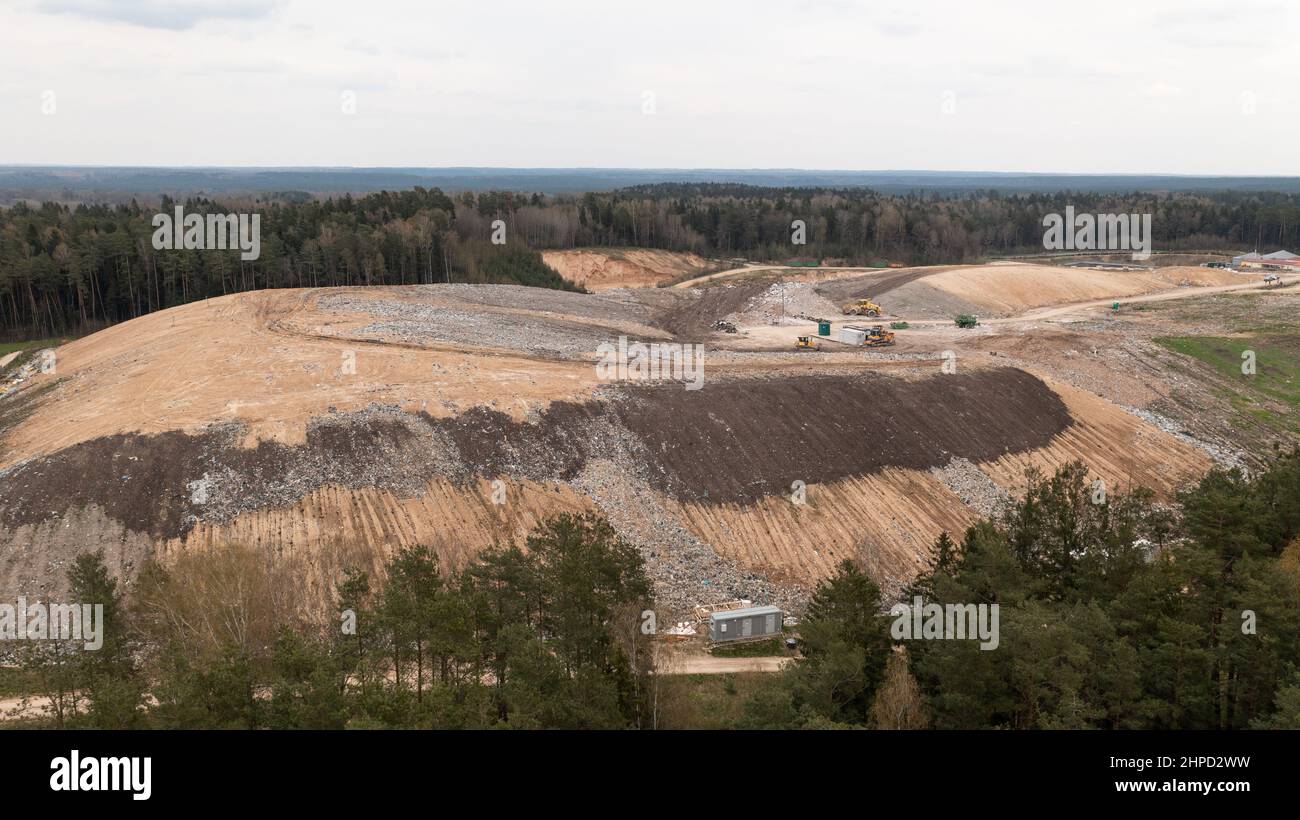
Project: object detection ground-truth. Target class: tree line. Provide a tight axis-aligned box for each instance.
[739,452,1300,729]
[8,514,655,729]
[8,451,1300,729]
[4,183,1300,340]
[0,188,575,341]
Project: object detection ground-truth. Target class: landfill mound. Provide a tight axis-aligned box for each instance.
[0,276,1220,615]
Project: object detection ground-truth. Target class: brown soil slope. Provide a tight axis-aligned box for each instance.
[919,263,1252,316]
[0,281,1214,615]
[542,249,715,291]
[814,265,958,303]
[814,262,1258,320]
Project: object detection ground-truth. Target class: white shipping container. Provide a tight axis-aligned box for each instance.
[839,327,866,346]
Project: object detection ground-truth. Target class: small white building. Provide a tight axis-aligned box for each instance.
[839,326,867,346]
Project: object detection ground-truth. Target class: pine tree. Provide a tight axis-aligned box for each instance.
[68,550,145,728]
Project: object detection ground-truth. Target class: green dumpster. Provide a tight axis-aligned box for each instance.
[818,321,831,336]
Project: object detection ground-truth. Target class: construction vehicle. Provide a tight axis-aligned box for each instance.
[839,324,895,347]
[841,298,884,317]
[713,320,738,333]
[795,335,821,351]
[863,325,895,347]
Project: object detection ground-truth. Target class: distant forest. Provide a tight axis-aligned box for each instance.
[3,183,1300,338]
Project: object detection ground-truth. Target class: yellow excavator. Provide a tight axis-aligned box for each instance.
[795,335,821,351]
[841,298,884,317]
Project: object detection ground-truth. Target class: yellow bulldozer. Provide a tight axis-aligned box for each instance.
[863,325,895,347]
[843,324,896,347]
[795,335,821,351]
[841,298,884,317]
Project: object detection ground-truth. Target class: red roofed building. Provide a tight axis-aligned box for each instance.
[1233,250,1300,270]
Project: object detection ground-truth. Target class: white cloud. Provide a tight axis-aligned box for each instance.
[0,0,1296,173]
[1140,81,1187,99]
[38,0,284,30]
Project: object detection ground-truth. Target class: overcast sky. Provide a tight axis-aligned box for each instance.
[1,0,1296,174]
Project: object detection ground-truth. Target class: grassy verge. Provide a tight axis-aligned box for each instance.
[1138,289,1299,333]
[0,667,41,698]
[1154,334,1300,435]
[1,338,69,379]
[0,337,69,358]
[654,672,784,729]
[710,637,790,657]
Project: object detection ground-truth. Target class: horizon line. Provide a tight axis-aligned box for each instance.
[3,164,1299,179]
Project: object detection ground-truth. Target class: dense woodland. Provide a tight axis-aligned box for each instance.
[3,184,1300,339]
[9,454,1300,730]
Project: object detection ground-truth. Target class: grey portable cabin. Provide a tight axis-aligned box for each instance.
[839,326,867,346]
[709,605,783,643]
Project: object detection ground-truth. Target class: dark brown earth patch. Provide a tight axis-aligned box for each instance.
[0,427,211,539]
[610,368,1071,503]
[0,368,1071,539]
[652,280,769,339]
[814,266,953,304]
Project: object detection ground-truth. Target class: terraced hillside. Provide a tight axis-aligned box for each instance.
[2,264,1264,618]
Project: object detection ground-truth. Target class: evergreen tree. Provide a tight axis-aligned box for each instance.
[788,559,891,725]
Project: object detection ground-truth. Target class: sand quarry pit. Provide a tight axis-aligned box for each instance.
[811,261,1259,319]
[0,260,1264,616]
[542,248,716,291]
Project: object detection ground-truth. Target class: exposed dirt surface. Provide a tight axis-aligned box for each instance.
[865,281,988,320]
[1,427,223,539]
[657,654,792,675]
[0,379,56,461]
[672,468,983,602]
[650,280,770,339]
[815,265,955,303]
[3,260,1284,620]
[0,288,612,468]
[809,262,1262,321]
[612,369,1071,503]
[0,369,1068,537]
[734,281,845,326]
[541,248,715,291]
[922,263,1255,317]
[0,405,584,542]
[310,285,672,359]
[0,366,1077,614]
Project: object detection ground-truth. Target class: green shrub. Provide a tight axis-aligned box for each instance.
[954,314,979,328]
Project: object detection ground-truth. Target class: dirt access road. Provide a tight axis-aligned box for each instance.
[993,275,1300,322]
[736,274,1299,348]
[658,655,793,675]
[670,264,881,289]
[0,692,55,721]
[0,657,787,723]
[676,261,1267,318]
